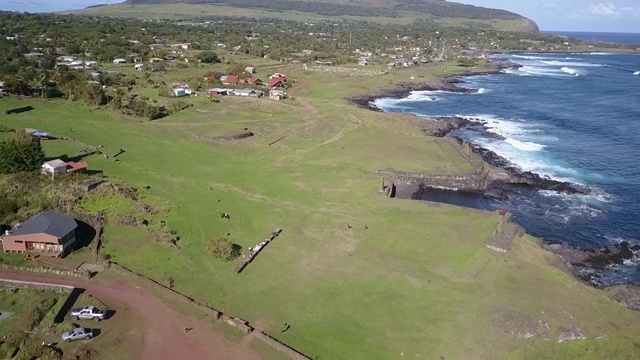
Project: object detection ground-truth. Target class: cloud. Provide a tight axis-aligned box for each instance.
[570,2,640,19]
[587,2,622,17]
[539,0,558,9]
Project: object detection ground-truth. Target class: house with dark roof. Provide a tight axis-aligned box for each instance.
[1,212,78,256]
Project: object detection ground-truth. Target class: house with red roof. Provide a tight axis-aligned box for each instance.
[222,75,237,85]
[248,77,263,85]
[269,77,286,88]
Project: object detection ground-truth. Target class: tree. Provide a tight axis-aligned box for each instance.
[196,51,220,64]
[206,237,240,262]
[0,131,46,174]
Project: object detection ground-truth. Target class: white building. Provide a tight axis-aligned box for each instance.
[41,159,68,179]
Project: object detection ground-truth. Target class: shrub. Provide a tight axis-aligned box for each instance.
[0,124,12,133]
[0,131,45,174]
[15,344,62,360]
[206,237,240,262]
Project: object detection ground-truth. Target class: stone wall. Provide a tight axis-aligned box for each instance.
[254,332,310,360]
[0,264,91,279]
[0,278,74,293]
[193,131,254,142]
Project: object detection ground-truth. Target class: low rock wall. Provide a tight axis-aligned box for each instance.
[0,278,74,293]
[0,264,91,279]
[254,332,310,360]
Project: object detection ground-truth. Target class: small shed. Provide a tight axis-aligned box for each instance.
[135,64,144,71]
[42,159,68,179]
[173,88,187,97]
[113,58,127,64]
[245,66,256,74]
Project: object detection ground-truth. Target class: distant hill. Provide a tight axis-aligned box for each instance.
[72,0,539,33]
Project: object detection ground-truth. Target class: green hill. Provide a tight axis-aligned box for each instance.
[71,0,539,33]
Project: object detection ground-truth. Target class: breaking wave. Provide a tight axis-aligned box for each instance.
[504,138,546,152]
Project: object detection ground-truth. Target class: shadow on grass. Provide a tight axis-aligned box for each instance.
[54,288,85,324]
[73,220,97,252]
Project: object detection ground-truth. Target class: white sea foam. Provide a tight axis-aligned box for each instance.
[477,88,490,94]
[507,65,574,78]
[541,60,604,67]
[634,71,640,76]
[504,138,546,151]
[560,67,588,76]
[397,91,440,102]
[539,188,613,204]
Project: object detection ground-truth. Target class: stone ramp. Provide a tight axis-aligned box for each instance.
[485,211,524,253]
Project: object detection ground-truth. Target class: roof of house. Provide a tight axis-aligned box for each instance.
[234,89,255,94]
[224,76,237,83]
[7,211,77,238]
[249,77,261,83]
[66,161,88,172]
[269,77,285,87]
[43,159,68,169]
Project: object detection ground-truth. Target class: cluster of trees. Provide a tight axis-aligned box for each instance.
[0,131,45,175]
[110,89,167,120]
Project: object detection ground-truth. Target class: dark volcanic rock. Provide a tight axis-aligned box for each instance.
[543,241,637,275]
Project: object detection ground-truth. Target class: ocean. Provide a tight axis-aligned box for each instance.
[374,45,640,285]
[542,31,640,45]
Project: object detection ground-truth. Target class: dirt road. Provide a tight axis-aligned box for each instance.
[0,270,260,360]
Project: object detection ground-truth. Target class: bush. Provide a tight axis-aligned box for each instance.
[206,237,240,262]
[0,124,12,132]
[15,344,62,360]
[0,131,45,174]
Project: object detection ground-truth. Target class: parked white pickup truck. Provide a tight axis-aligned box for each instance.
[70,305,106,321]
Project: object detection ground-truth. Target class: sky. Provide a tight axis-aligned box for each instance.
[1,0,640,32]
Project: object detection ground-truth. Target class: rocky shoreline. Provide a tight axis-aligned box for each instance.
[348,60,640,307]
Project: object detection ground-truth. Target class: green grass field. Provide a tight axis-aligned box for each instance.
[2,62,640,359]
[69,3,531,31]
[70,3,417,25]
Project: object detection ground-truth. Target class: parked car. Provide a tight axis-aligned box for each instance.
[61,327,93,342]
[70,305,106,321]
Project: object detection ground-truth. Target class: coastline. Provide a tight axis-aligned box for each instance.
[347,58,640,292]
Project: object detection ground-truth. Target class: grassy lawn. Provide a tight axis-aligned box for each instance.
[0,289,138,360]
[2,60,640,359]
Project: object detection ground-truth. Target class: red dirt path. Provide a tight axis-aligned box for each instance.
[287,77,309,98]
[0,270,260,360]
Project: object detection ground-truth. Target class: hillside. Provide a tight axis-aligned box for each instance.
[73,0,539,33]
